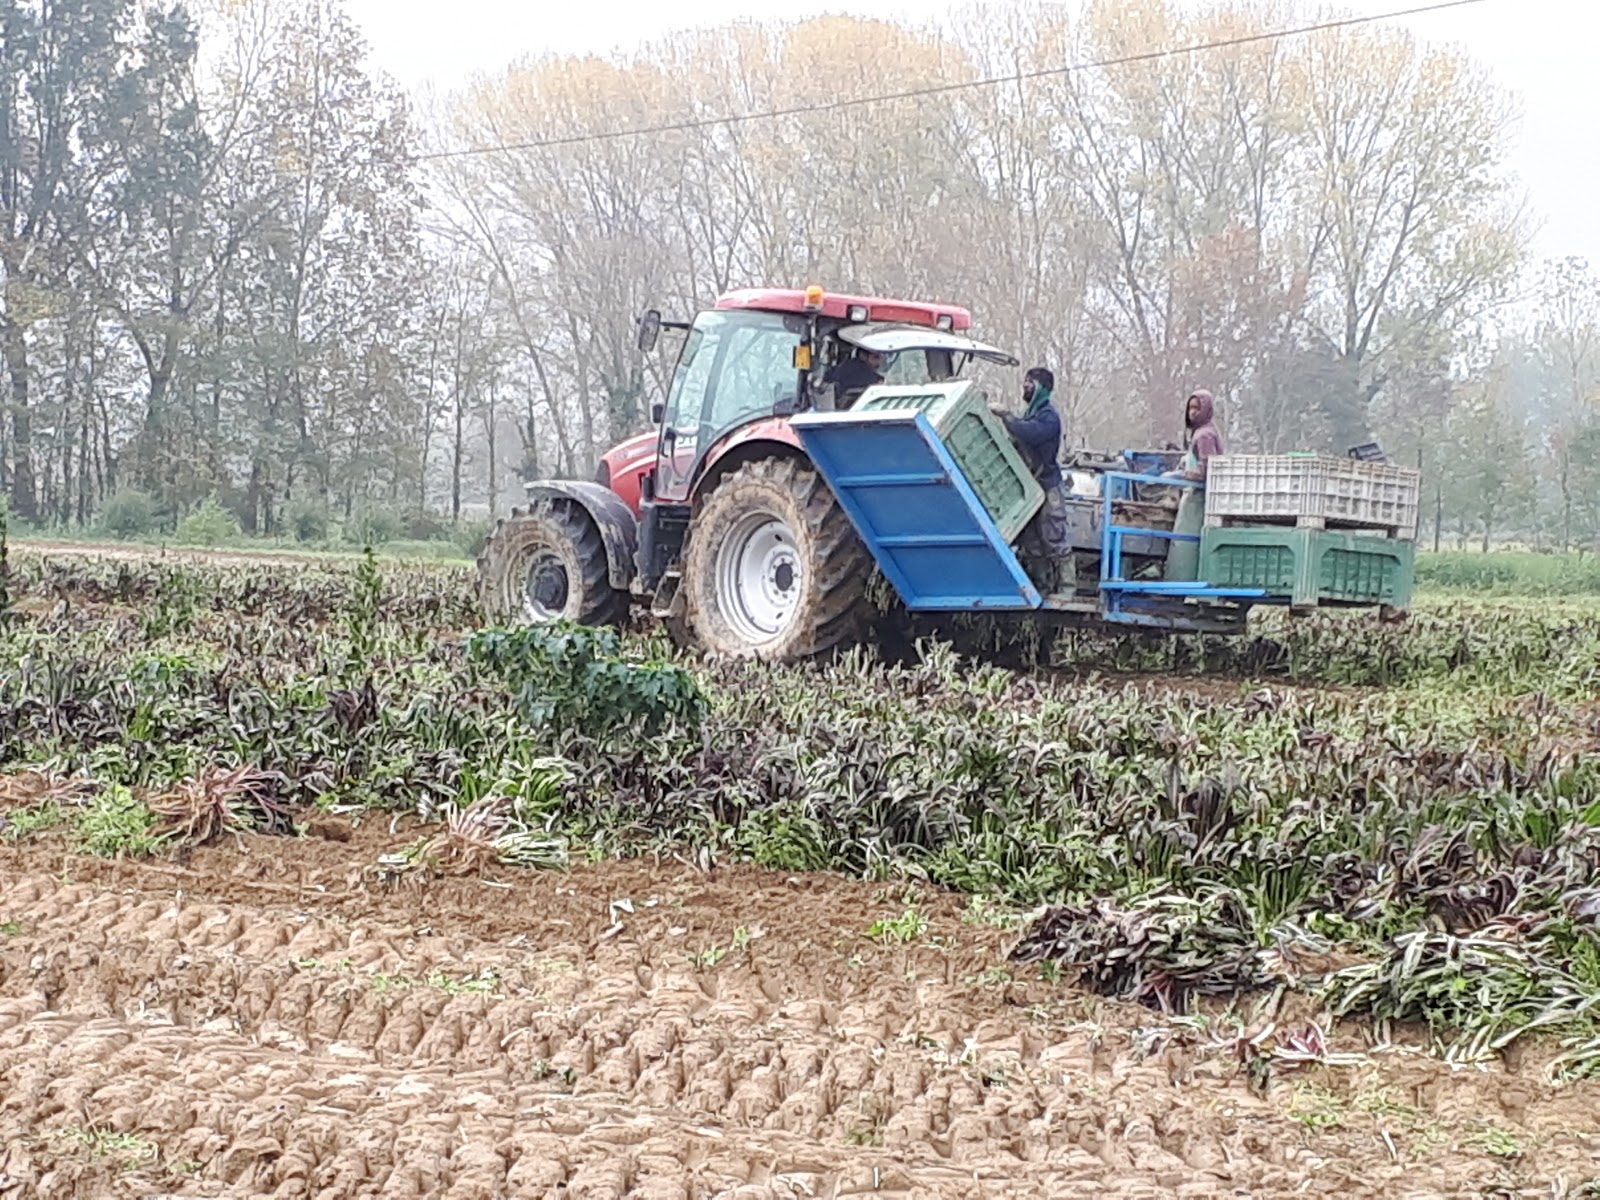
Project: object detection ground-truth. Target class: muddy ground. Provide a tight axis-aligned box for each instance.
[2,820,1598,1199]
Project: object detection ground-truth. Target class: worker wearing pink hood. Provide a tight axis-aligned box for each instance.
[1181,388,1225,481]
[1162,387,1225,581]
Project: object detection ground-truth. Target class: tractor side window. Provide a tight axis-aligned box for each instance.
[658,310,799,481]
[664,325,713,432]
[706,322,799,432]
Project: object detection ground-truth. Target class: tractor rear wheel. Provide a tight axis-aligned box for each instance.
[682,456,871,661]
[477,501,628,628]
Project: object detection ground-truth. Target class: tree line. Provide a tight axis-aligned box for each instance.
[1,0,1595,549]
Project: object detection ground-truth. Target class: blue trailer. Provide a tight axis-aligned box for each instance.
[790,408,1277,636]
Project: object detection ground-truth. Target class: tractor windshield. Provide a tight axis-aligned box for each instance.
[878,348,953,386]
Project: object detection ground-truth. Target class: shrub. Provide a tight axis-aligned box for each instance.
[468,621,707,738]
[453,517,495,560]
[343,504,404,548]
[403,509,450,542]
[176,496,242,547]
[284,498,331,544]
[100,489,162,540]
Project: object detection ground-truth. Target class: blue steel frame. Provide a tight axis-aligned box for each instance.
[790,409,1042,610]
[1097,470,1272,628]
[791,410,1275,629]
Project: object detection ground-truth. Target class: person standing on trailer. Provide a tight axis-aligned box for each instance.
[992,366,1068,553]
[1164,388,1226,580]
[1180,388,1225,480]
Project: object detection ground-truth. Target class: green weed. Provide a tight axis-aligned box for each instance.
[1468,1124,1525,1159]
[866,907,929,945]
[76,787,164,857]
[3,800,64,841]
[54,1125,159,1166]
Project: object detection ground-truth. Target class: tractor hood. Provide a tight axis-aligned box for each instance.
[837,323,1020,368]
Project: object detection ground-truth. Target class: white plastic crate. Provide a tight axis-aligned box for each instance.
[1204,454,1420,539]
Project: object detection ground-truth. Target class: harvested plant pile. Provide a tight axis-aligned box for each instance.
[4,550,1600,1075]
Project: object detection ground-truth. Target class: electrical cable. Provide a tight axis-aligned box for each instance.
[414,0,1491,162]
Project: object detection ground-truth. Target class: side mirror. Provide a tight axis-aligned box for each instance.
[637,309,661,354]
[651,401,664,425]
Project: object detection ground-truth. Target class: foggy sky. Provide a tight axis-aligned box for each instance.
[344,0,1596,273]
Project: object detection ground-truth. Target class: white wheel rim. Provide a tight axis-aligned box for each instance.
[517,549,570,622]
[715,512,802,644]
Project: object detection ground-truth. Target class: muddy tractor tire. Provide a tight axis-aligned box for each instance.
[477,501,629,628]
[681,456,872,661]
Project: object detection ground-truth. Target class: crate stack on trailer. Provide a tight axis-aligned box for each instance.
[1198,453,1422,612]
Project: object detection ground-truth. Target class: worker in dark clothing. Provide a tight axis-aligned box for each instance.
[826,348,886,408]
[992,366,1067,553]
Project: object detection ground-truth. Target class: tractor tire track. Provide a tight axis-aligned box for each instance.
[0,837,1597,1198]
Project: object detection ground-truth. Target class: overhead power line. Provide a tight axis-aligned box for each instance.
[415,0,1490,163]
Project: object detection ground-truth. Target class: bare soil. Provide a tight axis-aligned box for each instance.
[2,821,1598,1198]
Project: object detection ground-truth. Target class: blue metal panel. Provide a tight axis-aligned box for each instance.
[790,410,1042,611]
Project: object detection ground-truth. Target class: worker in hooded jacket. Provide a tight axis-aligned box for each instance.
[1179,388,1225,480]
[992,367,1068,553]
[1163,387,1226,580]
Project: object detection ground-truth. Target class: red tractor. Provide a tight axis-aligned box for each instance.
[476,286,1018,661]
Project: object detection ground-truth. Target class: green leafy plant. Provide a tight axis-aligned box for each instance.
[345,545,384,673]
[77,786,165,857]
[3,800,65,841]
[468,621,706,737]
[867,906,929,945]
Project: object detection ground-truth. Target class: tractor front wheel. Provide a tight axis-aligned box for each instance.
[477,502,628,628]
[682,457,871,661]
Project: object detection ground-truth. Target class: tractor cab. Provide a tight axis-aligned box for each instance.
[616,288,1016,518]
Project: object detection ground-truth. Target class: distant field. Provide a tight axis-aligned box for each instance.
[10,534,475,567]
[1416,548,1600,595]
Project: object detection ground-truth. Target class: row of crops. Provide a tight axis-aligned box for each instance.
[2,551,1600,1075]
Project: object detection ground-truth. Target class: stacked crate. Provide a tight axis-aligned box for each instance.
[1203,453,1421,539]
[1199,453,1421,611]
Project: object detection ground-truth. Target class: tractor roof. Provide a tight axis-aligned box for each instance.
[715,288,972,332]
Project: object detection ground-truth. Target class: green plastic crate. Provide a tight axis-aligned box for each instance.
[1199,526,1414,610]
[856,380,1044,543]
